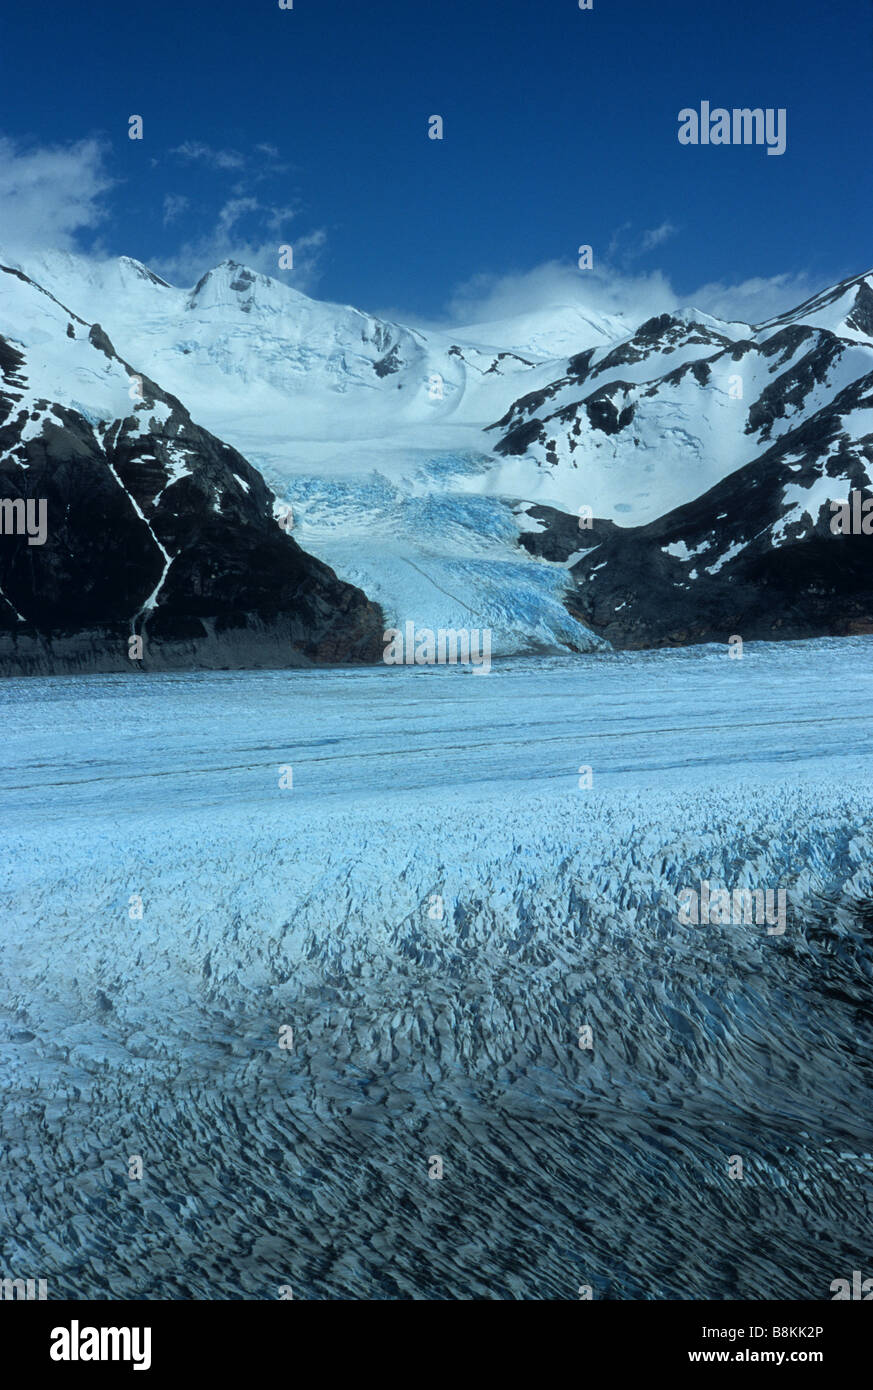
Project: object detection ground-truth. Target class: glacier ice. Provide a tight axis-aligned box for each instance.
[1,638,872,1298]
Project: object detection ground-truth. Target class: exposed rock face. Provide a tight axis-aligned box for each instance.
[0,266,384,675]
[514,503,618,563]
[563,371,873,648]
[488,312,740,470]
[492,270,873,648]
[6,251,873,661]
[489,270,873,522]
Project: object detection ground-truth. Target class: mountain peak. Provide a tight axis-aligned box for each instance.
[186,260,309,315]
[755,268,873,342]
[117,256,172,289]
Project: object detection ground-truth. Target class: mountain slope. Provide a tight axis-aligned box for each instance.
[755,269,873,343]
[4,249,873,656]
[563,368,873,648]
[0,264,384,675]
[1,250,606,437]
[478,269,873,647]
[486,280,873,524]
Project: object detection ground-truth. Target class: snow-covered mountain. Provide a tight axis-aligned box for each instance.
[0,263,383,673]
[490,271,873,646]
[487,280,873,522]
[0,248,618,659]
[564,358,873,647]
[1,249,609,436]
[2,246,872,662]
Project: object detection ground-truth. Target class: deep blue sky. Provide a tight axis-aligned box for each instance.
[0,0,870,319]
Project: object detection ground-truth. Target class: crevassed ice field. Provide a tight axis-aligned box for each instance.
[2,638,872,1299]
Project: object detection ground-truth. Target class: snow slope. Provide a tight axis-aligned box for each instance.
[489,292,873,523]
[0,249,595,437]
[0,263,173,436]
[0,265,384,669]
[0,250,625,653]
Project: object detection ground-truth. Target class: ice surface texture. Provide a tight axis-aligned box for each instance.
[1,640,872,1298]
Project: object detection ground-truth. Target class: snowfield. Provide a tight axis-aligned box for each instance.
[1,638,872,1299]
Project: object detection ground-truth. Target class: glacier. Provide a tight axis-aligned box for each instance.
[1,637,872,1299]
[4,250,872,659]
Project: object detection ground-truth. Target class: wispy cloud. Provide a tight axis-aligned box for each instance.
[162,193,189,225]
[641,221,677,251]
[434,260,676,329]
[153,144,311,285]
[404,257,827,334]
[608,220,679,264]
[216,196,260,234]
[607,221,633,259]
[0,134,832,324]
[0,136,112,253]
[170,141,245,170]
[149,219,326,290]
[684,272,823,324]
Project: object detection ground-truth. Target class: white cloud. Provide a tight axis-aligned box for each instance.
[0,136,112,252]
[607,221,633,259]
[170,141,245,170]
[162,193,189,225]
[0,135,842,327]
[216,196,260,234]
[403,258,829,335]
[150,222,326,291]
[150,146,313,288]
[641,221,677,251]
[685,272,822,324]
[607,220,678,262]
[421,260,677,331]
[264,204,299,233]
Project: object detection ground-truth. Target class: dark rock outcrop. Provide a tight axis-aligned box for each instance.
[515,503,619,563]
[0,267,384,675]
[564,373,873,648]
